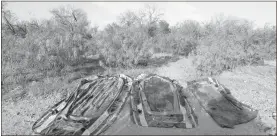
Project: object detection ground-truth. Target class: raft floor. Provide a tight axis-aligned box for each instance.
[104,97,266,135]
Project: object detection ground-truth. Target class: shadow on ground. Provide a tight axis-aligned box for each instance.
[67,53,182,80]
[147,55,180,68]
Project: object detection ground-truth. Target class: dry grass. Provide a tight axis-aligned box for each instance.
[2,94,63,135]
[1,76,80,135]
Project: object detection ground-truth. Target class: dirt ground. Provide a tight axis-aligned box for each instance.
[1,56,276,135]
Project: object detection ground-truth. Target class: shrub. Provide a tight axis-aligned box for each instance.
[99,24,153,68]
[193,16,273,76]
[155,20,201,56]
[1,4,276,93]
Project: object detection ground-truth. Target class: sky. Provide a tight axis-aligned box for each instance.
[6,2,276,29]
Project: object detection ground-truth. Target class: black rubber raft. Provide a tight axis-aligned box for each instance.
[32,74,258,135]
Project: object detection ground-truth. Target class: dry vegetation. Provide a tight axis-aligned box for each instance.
[1,2,276,135]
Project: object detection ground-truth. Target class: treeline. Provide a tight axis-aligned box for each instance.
[1,4,276,92]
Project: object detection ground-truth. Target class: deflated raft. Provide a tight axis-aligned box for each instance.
[32,74,132,135]
[32,73,259,135]
[187,77,258,128]
[130,74,198,129]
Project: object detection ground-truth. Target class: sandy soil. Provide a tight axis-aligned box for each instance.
[1,78,80,135]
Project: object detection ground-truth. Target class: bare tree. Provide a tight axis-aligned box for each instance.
[1,2,16,35]
[50,6,89,33]
[118,10,140,27]
[16,21,28,38]
[139,4,164,26]
[140,4,164,37]
[50,6,92,61]
[118,4,164,28]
